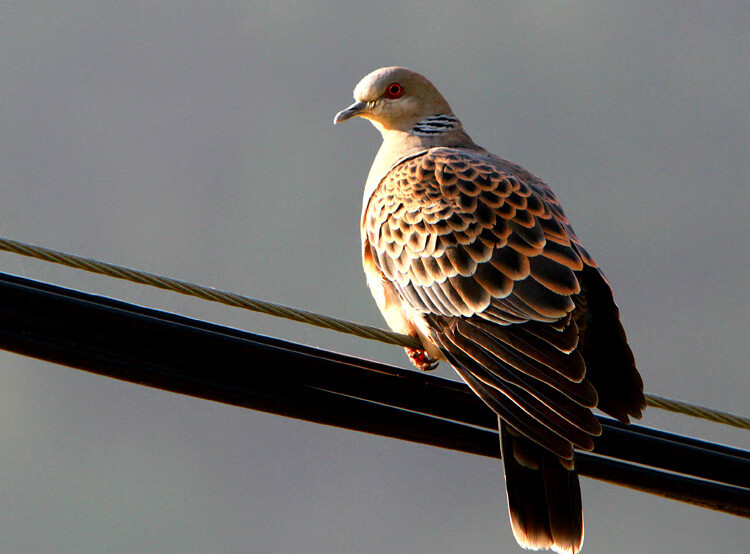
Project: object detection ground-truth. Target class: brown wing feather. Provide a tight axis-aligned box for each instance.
[364,147,644,456]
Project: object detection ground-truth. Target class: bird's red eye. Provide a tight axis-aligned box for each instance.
[383,83,404,99]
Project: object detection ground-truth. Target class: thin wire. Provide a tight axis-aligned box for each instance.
[645,394,749,430]
[0,238,407,347]
[1,236,748,431]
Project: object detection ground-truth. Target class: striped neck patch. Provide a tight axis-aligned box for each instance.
[411,114,459,136]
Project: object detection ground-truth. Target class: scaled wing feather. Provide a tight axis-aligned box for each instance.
[364,147,608,455]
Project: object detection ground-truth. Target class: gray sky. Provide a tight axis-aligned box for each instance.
[0,1,748,552]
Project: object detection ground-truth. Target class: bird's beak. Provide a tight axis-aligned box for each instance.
[334,101,368,124]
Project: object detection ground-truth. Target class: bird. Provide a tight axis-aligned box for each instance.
[334,67,645,553]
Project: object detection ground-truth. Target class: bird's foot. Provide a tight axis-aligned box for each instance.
[405,347,439,371]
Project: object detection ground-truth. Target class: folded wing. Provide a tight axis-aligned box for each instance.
[363,147,644,459]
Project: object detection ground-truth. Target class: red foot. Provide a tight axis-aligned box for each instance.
[406,347,439,371]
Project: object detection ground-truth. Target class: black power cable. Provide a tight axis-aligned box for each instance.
[0,273,747,517]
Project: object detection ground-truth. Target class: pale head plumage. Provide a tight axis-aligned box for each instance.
[334,67,454,134]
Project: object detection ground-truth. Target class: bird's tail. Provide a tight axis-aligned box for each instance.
[499,419,584,554]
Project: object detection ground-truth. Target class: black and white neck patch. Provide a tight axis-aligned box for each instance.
[411,114,459,136]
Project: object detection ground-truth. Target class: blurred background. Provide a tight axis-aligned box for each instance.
[0,2,748,552]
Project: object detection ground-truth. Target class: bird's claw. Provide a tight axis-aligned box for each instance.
[406,347,439,371]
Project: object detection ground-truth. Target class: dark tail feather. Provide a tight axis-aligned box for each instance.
[500,419,583,553]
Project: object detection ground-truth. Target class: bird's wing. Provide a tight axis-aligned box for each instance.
[363,147,603,459]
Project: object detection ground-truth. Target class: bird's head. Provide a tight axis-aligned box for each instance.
[334,67,454,134]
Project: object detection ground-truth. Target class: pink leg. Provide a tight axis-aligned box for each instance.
[405,347,439,371]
